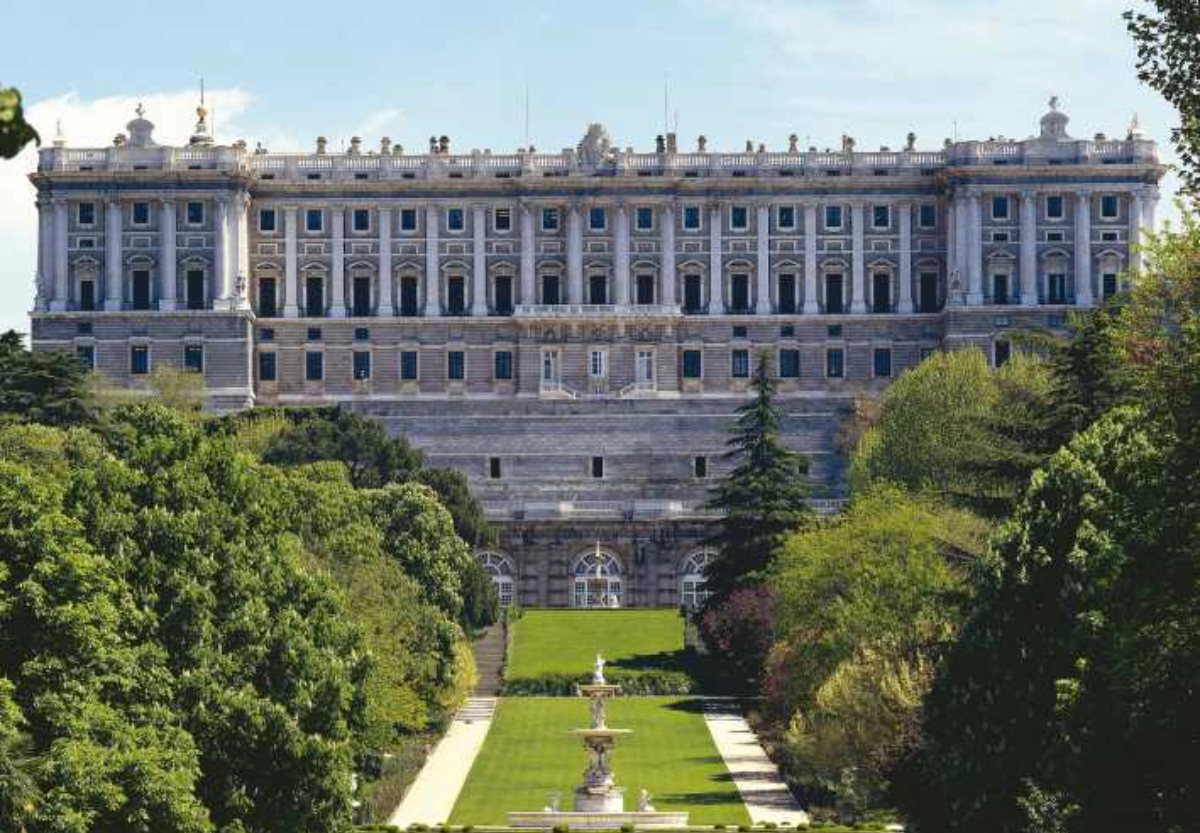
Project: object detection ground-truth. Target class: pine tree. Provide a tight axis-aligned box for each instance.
[705,351,814,603]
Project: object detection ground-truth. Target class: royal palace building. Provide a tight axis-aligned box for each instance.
[28,99,1163,607]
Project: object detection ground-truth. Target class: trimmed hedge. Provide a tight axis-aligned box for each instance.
[500,668,695,696]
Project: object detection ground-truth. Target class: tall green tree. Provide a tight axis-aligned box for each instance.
[1125,1,1200,197]
[262,407,423,488]
[0,331,90,426]
[0,86,38,159]
[705,352,813,603]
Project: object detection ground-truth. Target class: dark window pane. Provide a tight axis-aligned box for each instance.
[353,209,370,231]
[184,345,204,373]
[130,346,149,375]
[873,347,892,378]
[780,349,800,378]
[259,278,277,317]
[682,349,702,379]
[353,351,371,380]
[447,350,465,380]
[258,351,276,381]
[731,349,750,378]
[132,270,151,310]
[400,351,418,380]
[260,209,276,231]
[305,352,324,381]
[826,349,844,378]
[494,351,513,380]
[777,274,796,314]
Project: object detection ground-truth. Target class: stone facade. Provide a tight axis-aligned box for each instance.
[28,100,1164,607]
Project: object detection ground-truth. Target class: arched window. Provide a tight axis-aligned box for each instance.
[478,551,516,607]
[679,550,715,609]
[572,549,623,609]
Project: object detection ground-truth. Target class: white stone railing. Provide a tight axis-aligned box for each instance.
[39,138,1156,175]
[515,303,682,318]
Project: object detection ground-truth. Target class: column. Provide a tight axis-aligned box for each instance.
[967,195,983,305]
[283,206,299,317]
[236,194,250,309]
[850,202,866,313]
[803,202,818,314]
[755,203,771,314]
[1020,191,1038,304]
[614,203,630,305]
[660,203,676,306]
[105,197,123,310]
[709,202,725,314]
[567,203,583,305]
[520,202,535,305]
[159,198,177,310]
[898,201,914,313]
[471,204,488,315]
[424,205,440,316]
[955,196,970,303]
[331,206,346,316]
[53,199,68,311]
[213,197,229,308]
[1074,191,1093,305]
[946,198,957,286]
[378,207,394,315]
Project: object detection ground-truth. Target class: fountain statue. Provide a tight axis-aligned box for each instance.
[507,655,689,829]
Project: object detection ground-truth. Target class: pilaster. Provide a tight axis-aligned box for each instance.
[472,204,488,316]
[424,204,440,316]
[284,206,299,317]
[755,203,771,314]
[802,202,818,314]
[520,202,535,305]
[850,201,867,314]
[567,202,584,305]
[378,207,394,316]
[1020,191,1038,305]
[51,198,68,311]
[105,197,123,311]
[159,198,177,310]
[897,201,913,313]
[708,202,725,314]
[331,205,347,317]
[1074,191,1093,306]
[660,203,676,306]
[614,202,631,306]
[966,194,983,305]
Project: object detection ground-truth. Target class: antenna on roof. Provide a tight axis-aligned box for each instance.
[663,73,670,137]
[523,77,530,150]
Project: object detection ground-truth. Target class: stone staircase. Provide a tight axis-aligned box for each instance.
[471,624,507,697]
[455,696,498,723]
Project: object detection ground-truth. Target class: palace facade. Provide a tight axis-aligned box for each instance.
[28,100,1163,607]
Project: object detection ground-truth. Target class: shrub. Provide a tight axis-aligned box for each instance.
[500,668,694,696]
[621,824,635,832]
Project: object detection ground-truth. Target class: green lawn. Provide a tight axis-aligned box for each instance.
[507,609,687,679]
[449,697,749,826]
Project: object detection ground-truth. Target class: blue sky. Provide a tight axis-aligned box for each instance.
[0,0,1183,337]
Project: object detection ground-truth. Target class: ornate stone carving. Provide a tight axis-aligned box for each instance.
[577,124,613,167]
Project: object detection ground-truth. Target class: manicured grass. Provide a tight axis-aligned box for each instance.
[449,697,750,826]
[507,609,687,679]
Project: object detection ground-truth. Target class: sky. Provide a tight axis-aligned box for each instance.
[0,0,1184,338]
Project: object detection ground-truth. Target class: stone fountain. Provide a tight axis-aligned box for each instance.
[507,655,689,829]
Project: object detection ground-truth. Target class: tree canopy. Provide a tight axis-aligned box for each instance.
[0,86,38,159]
[0,331,90,426]
[704,352,814,603]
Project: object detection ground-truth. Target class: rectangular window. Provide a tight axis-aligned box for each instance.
[730,205,748,230]
[130,345,149,375]
[353,209,370,232]
[872,272,891,313]
[826,348,845,379]
[1101,194,1119,219]
[447,350,465,380]
[494,275,514,314]
[400,277,419,316]
[636,273,655,305]
[353,350,371,380]
[132,202,150,225]
[447,276,466,315]
[186,270,205,310]
[873,347,892,378]
[1102,272,1119,299]
[591,456,604,478]
[731,273,750,311]
[76,345,95,372]
[682,349,702,379]
[79,279,96,311]
[1046,195,1065,219]
[994,340,1011,367]
[825,274,844,314]
[305,351,324,381]
[186,201,204,225]
[731,349,750,379]
[541,274,560,305]
[258,351,277,381]
[352,277,372,317]
[400,350,418,380]
[825,205,843,229]
[635,206,653,231]
[992,273,1010,305]
[992,196,1010,220]
[589,349,606,379]
[184,345,204,373]
[778,205,796,229]
[873,205,890,229]
[489,457,502,479]
[447,207,465,231]
[1048,273,1068,304]
[683,274,703,313]
[919,204,936,229]
[354,327,369,341]
[77,202,96,225]
[589,207,607,231]
[130,269,151,310]
[732,325,748,339]
[494,350,513,380]
[694,456,708,478]
[260,209,277,232]
[1046,231,1065,243]
[305,276,325,317]
[589,274,608,305]
[777,274,796,314]
[992,231,1011,243]
[400,208,418,231]
[779,349,800,378]
[683,205,701,230]
[494,207,512,231]
[307,327,322,341]
[541,208,559,231]
[919,272,939,312]
[305,209,323,232]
